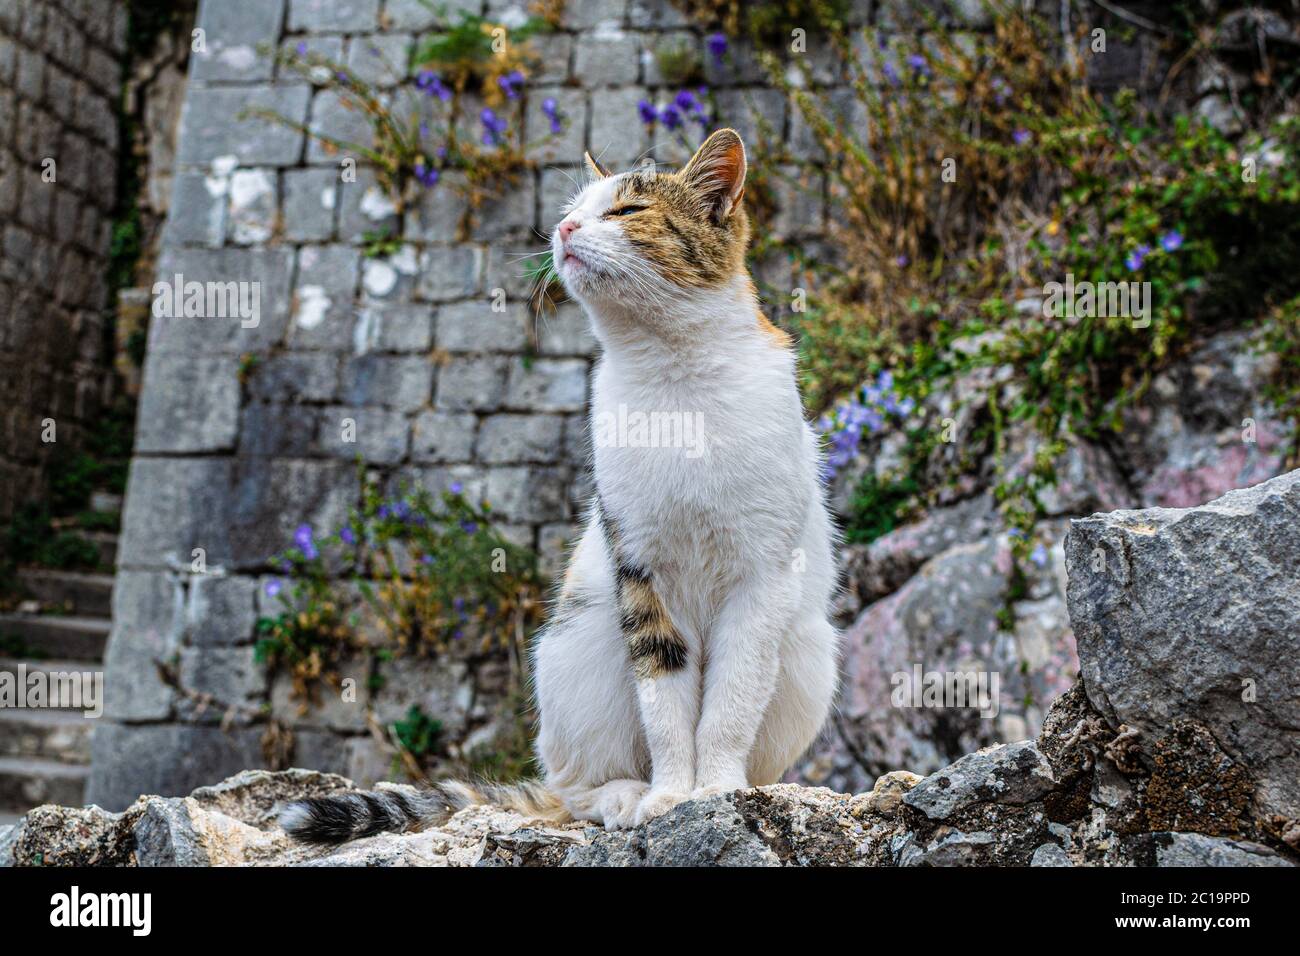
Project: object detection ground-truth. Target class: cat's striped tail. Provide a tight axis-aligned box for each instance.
[279,780,568,845]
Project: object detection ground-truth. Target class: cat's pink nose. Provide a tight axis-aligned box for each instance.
[558,219,580,242]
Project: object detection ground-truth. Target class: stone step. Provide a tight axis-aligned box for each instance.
[0,709,94,763]
[15,569,114,617]
[0,615,109,662]
[0,756,88,813]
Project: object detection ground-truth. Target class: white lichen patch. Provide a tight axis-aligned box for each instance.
[216,45,258,70]
[229,169,275,244]
[360,186,398,221]
[294,285,330,330]
[363,260,398,297]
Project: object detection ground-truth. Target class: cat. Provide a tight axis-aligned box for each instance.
[281,129,840,843]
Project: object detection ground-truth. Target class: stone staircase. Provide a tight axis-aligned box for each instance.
[0,543,115,825]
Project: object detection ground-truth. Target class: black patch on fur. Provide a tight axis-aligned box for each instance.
[284,796,363,845]
[633,634,689,672]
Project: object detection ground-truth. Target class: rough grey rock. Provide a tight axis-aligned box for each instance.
[1065,469,1300,824]
[1150,832,1295,867]
[827,527,1078,791]
[1030,843,1073,867]
[902,740,1058,821]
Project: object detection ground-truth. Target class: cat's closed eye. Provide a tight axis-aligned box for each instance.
[605,205,647,218]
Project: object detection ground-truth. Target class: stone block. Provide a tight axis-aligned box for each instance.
[504,357,588,412]
[186,574,260,647]
[288,0,380,32]
[415,245,482,302]
[289,244,362,349]
[411,410,477,463]
[476,413,564,463]
[135,352,241,453]
[340,353,435,411]
[283,166,339,241]
[190,0,284,82]
[588,87,648,165]
[176,85,311,165]
[316,405,410,464]
[434,356,509,411]
[485,465,570,522]
[436,300,529,352]
[101,570,185,722]
[149,247,295,354]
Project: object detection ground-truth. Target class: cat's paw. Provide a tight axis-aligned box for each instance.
[633,789,689,826]
[598,781,648,830]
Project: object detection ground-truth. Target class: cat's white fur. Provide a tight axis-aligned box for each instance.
[532,146,840,828]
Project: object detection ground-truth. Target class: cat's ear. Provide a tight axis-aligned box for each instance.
[584,151,613,179]
[681,128,746,222]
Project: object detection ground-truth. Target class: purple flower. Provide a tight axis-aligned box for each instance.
[449,481,463,494]
[339,526,356,545]
[293,524,318,560]
[1013,128,1031,145]
[895,254,909,267]
[707,32,727,65]
[419,121,430,139]
[882,62,901,86]
[265,579,282,597]
[480,107,508,146]
[1030,543,1049,568]
[991,76,1009,106]
[674,89,699,112]
[460,520,479,535]
[414,162,439,187]
[637,99,658,125]
[906,53,930,77]
[1160,230,1183,252]
[541,96,562,134]
[336,71,350,85]
[659,105,682,130]
[1125,243,1151,272]
[295,41,308,56]
[497,69,525,100]
[416,69,451,101]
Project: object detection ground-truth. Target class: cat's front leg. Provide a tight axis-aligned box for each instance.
[617,572,696,823]
[633,665,699,824]
[693,576,794,796]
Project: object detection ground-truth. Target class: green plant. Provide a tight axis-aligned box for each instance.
[256,468,544,703]
[247,15,565,235]
[654,40,703,86]
[411,10,550,95]
[392,705,444,758]
[361,227,404,259]
[742,2,1299,553]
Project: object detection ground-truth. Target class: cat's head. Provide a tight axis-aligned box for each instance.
[551,128,750,307]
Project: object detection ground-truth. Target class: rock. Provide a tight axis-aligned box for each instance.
[1119,330,1290,508]
[838,494,999,612]
[1065,469,1300,824]
[826,528,1077,791]
[864,770,922,815]
[1148,832,1294,868]
[903,740,1059,822]
[1030,843,1073,866]
[8,471,1300,867]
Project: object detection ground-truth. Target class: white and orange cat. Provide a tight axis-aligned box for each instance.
[283,130,839,841]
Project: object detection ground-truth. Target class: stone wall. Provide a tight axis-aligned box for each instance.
[0,0,127,519]
[88,0,1170,809]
